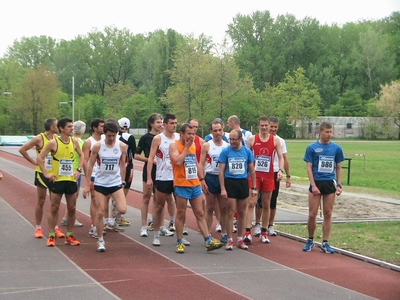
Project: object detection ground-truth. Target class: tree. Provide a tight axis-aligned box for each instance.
[325,90,367,116]
[271,67,321,138]
[375,80,400,139]
[6,36,57,68]
[14,65,61,134]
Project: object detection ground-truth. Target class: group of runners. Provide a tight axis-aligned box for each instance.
[15,112,344,254]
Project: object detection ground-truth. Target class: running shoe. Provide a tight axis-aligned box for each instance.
[232,224,237,233]
[88,227,95,236]
[183,225,189,235]
[46,236,56,247]
[35,228,43,239]
[61,218,83,227]
[320,242,335,254]
[204,238,224,251]
[215,222,222,233]
[168,221,176,232]
[243,232,252,243]
[260,232,270,243]
[220,235,228,245]
[140,226,148,237]
[116,217,131,226]
[182,238,191,246]
[97,240,106,252]
[303,239,315,252]
[225,240,234,250]
[65,235,80,246]
[55,228,65,238]
[176,243,186,254]
[253,223,261,236]
[153,237,161,246]
[147,221,154,231]
[159,226,174,237]
[237,240,249,250]
[268,225,277,236]
[106,223,125,232]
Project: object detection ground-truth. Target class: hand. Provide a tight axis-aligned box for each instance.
[220,188,227,198]
[83,187,89,199]
[286,177,291,188]
[46,174,56,183]
[251,189,258,196]
[146,179,153,190]
[336,186,342,196]
[185,136,194,149]
[277,171,283,181]
[201,181,209,194]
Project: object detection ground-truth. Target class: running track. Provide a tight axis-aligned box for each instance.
[0,149,399,300]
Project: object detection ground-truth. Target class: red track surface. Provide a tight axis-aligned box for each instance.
[1,149,399,299]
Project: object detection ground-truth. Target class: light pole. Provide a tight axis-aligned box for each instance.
[72,76,75,123]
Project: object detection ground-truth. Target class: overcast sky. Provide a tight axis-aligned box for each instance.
[1,0,399,56]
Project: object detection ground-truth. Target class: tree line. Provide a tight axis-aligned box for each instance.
[0,10,399,138]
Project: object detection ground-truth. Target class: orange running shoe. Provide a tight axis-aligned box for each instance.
[46,236,56,247]
[55,228,65,238]
[35,228,44,238]
[65,235,80,246]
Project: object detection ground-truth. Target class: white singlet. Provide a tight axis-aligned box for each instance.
[94,139,122,187]
[155,132,179,181]
[205,140,229,175]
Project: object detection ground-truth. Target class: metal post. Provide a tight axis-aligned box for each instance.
[72,76,75,123]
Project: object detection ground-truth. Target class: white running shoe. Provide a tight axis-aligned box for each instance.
[97,240,106,252]
[253,224,261,236]
[268,226,277,236]
[260,232,270,243]
[140,226,148,237]
[182,238,191,246]
[183,225,189,236]
[159,226,174,237]
[243,232,252,243]
[215,223,222,233]
[153,237,161,246]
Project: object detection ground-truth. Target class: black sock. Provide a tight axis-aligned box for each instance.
[262,228,267,232]
[309,237,313,240]
[245,227,251,232]
[323,240,328,243]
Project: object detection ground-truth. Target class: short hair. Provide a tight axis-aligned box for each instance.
[230,129,242,139]
[73,120,86,135]
[90,118,105,131]
[103,122,119,134]
[186,118,198,124]
[210,118,224,130]
[228,115,240,125]
[269,117,279,123]
[58,117,73,130]
[319,121,333,131]
[163,114,177,124]
[258,116,269,124]
[44,118,57,131]
[147,113,163,132]
[180,123,193,133]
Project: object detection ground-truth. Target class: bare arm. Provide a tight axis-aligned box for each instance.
[82,139,91,175]
[19,135,42,165]
[198,142,210,193]
[146,135,161,188]
[120,143,127,182]
[335,162,343,195]
[83,142,100,199]
[170,137,193,166]
[307,162,319,194]
[134,153,148,163]
[248,162,258,197]
[37,140,57,180]
[283,153,291,187]
[274,136,284,181]
[219,162,227,198]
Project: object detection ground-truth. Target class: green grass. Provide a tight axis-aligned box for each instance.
[286,140,400,199]
[277,222,400,266]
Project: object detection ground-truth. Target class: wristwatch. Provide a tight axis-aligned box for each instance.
[252,187,257,191]
[337,183,343,188]
[77,168,82,173]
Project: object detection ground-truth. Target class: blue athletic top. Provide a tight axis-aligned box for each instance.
[219,145,255,179]
[303,141,345,181]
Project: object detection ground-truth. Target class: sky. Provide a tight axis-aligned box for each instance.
[1,0,399,57]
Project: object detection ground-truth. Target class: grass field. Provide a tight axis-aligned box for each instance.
[285,140,400,199]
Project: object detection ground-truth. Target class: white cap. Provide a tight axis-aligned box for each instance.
[118,117,130,129]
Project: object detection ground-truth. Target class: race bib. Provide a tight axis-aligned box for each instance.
[255,156,271,172]
[45,154,53,170]
[228,157,246,175]
[100,158,118,175]
[318,155,334,173]
[185,155,197,180]
[59,159,73,176]
[211,156,219,172]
